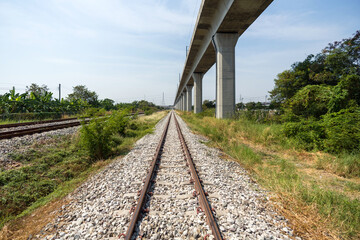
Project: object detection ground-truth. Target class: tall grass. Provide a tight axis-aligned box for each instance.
[180,110,360,239]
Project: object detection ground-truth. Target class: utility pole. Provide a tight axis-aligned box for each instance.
[58,84,61,101]
[161,92,165,106]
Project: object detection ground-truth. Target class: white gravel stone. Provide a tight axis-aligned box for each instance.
[32,112,298,240]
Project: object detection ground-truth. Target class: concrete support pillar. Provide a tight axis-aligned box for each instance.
[183,90,187,111]
[186,85,193,111]
[180,94,183,111]
[212,33,239,119]
[192,73,203,113]
[179,95,182,110]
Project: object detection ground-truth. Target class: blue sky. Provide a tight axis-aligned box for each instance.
[0,0,359,104]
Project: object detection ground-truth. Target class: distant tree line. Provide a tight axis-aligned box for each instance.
[202,100,273,111]
[0,84,162,118]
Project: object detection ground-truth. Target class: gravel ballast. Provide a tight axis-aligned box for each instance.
[32,112,296,239]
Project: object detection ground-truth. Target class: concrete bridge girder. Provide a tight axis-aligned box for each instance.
[174,0,273,118]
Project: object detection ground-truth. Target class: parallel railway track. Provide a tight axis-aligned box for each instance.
[0,117,78,129]
[0,112,145,140]
[122,111,222,239]
[0,119,87,140]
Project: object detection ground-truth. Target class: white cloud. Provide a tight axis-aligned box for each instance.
[246,12,342,41]
[50,0,194,35]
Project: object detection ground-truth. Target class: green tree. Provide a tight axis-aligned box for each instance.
[285,85,332,119]
[236,102,245,110]
[202,100,215,110]
[99,98,115,111]
[270,30,360,108]
[25,83,49,97]
[67,85,98,106]
[245,102,256,110]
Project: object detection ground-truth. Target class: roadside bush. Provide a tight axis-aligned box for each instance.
[79,110,129,160]
[322,108,360,153]
[282,119,325,151]
[282,107,360,153]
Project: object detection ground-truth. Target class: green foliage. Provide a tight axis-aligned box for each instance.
[25,83,49,96]
[67,85,99,107]
[322,108,360,153]
[202,100,215,110]
[0,85,163,122]
[245,101,267,110]
[81,107,107,118]
[99,98,115,111]
[192,108,215,118]
[116,100,161,114]
[270,30,360,109]
[79,110,129,160]
[266,31,360,155]
[282,119,325,151]
[0,86,87,116]
[236,102,245,110]
[283,107,360,153]
[285,85,332,119]
[235,109,277,123]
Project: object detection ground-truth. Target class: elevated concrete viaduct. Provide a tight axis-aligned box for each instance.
[173,0,273,118]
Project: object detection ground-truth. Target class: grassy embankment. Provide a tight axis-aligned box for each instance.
[0,111,167,238]
[180,109,360,240]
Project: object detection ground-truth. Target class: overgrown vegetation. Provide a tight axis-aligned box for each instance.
[269,30,360,153]
[0,111,166,230]
[180,110,360,239]
[79,110,130,160]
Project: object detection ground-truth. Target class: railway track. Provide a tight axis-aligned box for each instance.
[0,112,145,140]
[0,117,78,129]
[121,111,222,239]
[0,119,87,140]
[32,111,291,239]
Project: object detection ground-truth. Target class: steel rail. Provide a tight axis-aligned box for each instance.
[0,112,145,140]
[0,111,145,130]
[0,120,89,140]
[124,113,172,240]
[173,114,223,240]
[0,118,78,129]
